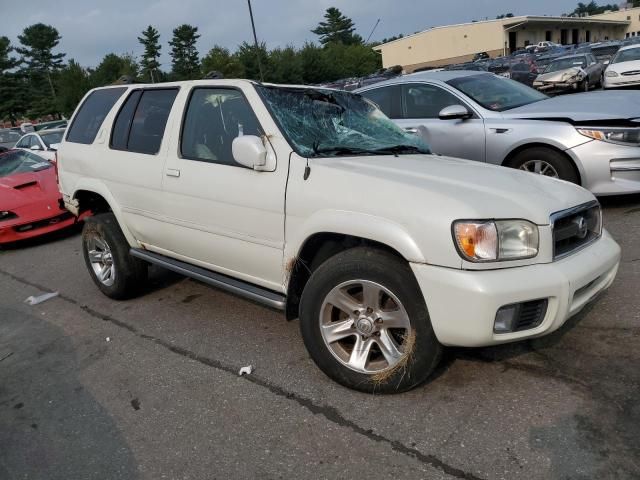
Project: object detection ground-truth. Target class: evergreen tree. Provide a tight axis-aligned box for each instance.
[312,7,362,45]
[90,53,139,87]
[236,41,271,81]
[0,36,28,125]
[169,24,200,80]
[138,25,161,83]
[56,60,91,116]
[201,46,245,79]
[16,23,66,117]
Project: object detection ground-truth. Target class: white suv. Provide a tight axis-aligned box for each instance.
[58,80,621,392]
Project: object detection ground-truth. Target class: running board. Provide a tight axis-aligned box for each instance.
[130,248,286,310]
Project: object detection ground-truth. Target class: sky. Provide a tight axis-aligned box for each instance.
[1,0,588,68]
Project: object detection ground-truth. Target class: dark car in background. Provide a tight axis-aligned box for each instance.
[510,62,538,87]
[591,42,622,64]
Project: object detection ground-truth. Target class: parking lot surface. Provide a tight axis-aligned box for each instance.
[1,195,639,480]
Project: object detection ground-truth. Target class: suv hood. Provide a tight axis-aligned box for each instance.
[503,91,640,122]
[312,154,593,226]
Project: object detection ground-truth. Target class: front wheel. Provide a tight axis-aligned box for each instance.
[509,147,580,184]
[299,247,442,393]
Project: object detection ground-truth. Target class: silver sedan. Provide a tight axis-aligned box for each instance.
[356,71,640,195]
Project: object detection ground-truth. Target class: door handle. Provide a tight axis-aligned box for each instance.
[166,168,180,177]
[404,127,418,134]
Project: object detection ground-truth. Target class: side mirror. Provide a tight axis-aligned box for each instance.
[232,135,267,170]
[439,105,472,121]
[30,144,43,151]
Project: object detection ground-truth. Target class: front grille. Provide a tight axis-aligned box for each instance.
[514,299,548,332]
[551,202,601,260]
[622,70,640,76]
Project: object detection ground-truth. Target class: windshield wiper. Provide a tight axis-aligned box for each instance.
[371,145,428,156]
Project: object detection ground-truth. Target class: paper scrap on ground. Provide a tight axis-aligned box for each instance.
[238,365,253,376]
[24,292,59,305]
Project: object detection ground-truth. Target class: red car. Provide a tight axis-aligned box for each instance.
[0,149,86,244]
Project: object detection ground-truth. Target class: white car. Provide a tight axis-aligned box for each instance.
[57,80,621,393]
[15,128,65,161]
[603,44,640,89]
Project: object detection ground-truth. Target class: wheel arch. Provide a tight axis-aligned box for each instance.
[69,181,138,247]
[502,142,583,185]
[285,232,415,321]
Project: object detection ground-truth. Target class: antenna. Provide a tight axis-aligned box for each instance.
[247,0,265,82]
[366,18,381,44]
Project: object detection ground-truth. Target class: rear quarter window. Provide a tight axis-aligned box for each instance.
[66,88,127,144]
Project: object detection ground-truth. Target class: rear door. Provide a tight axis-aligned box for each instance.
[103,87,179,246]
[395,83,486,162]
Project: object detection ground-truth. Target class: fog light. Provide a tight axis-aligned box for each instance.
[494,305,518,333]
[493,299,549,334]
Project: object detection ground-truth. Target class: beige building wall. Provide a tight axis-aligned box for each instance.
[592,6,640,37]
[375,10,640,72]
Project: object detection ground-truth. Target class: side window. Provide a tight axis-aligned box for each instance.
[110,90,142,150]
[66,88,127,144]
[402,84,467,119]
[126,89,178,155]
[360,86,401,118]
[16,136,29,148]
[181,88,262,166]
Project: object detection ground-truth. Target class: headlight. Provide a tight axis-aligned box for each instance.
[605,70,619,77]
[453,220,539,262]
[0,211,17,222]
[577,127,640,146]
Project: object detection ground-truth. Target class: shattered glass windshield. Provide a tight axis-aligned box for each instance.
[257,86,430,157]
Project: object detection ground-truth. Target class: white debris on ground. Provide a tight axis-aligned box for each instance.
[24,292,59,305]
[106,337,111,342]
[238,365,253,376]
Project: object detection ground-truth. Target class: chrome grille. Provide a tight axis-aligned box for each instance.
[551,201,602,260]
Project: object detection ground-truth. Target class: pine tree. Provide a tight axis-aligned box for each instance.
[312,8,362,46]
[16,23,66,117]
[169,24,200,80]
[0,36,28,125]
[138,25,161,83]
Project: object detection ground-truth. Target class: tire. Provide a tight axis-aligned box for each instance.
[509,147,580,184]
[82,213,147,299]
[299,247,442,393]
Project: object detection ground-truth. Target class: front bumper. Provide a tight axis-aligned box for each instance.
[569,140,640,195]
[0,210,87,245]
[534,81,580,93]
[603,74,640,89]
[411,230,620,347]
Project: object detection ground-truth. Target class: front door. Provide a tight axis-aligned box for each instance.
[160,86,287,291]
[394,83,486,163]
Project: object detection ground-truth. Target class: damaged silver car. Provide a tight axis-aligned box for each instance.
[533,53,604,93]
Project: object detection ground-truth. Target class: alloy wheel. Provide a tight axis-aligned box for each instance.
[86,232,116,287]
[319,280,411,374]
[519,159,559,178]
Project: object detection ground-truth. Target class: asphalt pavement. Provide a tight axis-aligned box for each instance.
[1,195,639,480]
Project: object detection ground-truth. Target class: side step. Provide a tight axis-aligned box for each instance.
[130,248,286,310]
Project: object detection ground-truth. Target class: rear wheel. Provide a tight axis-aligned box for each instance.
[299,247,442,393]
[82,213,147,299]
[509,147,579,184]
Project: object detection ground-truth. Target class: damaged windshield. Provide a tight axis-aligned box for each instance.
[257,86,430,157]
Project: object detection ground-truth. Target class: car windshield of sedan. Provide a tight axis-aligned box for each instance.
[447,73,547,112]
[546,57,587,72]
[612,48,640,64]
[257,86,431,157]
[0,150,52,177]
[0,130,21,144]
[39,131,63,147]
